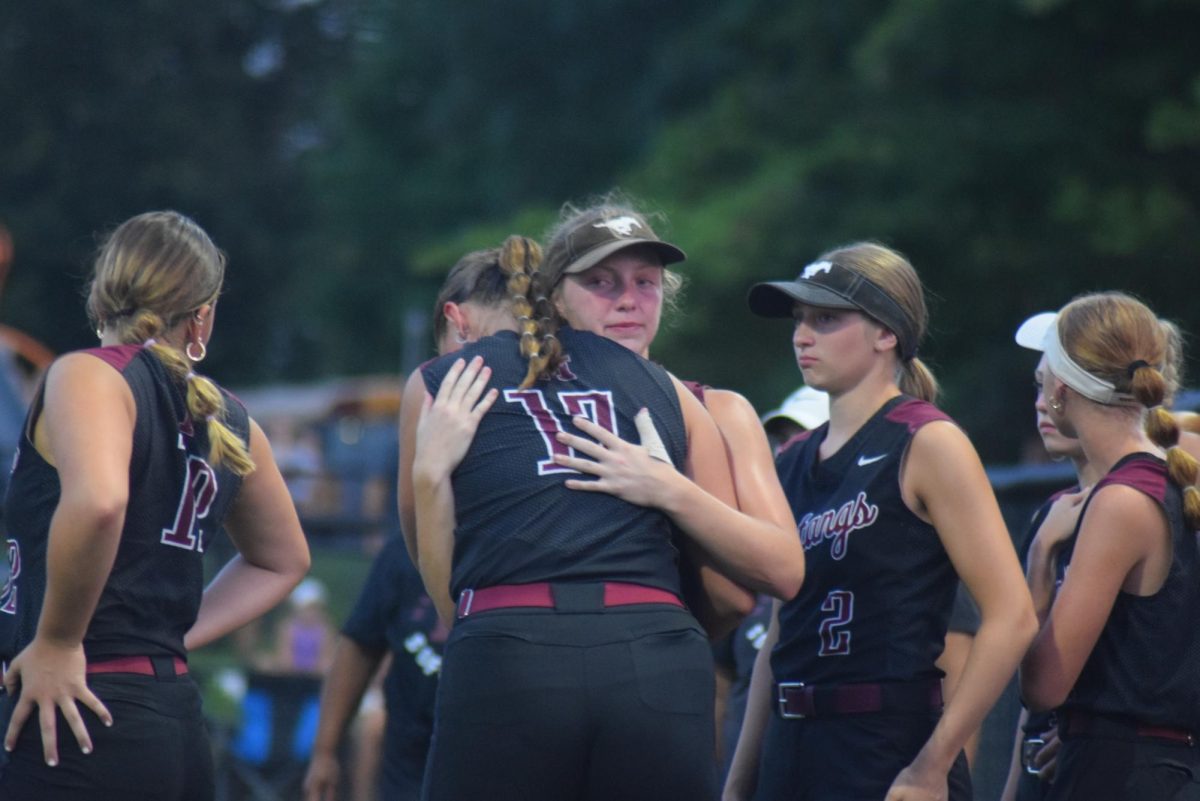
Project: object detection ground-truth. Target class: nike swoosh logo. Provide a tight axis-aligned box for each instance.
[857,453,887,466]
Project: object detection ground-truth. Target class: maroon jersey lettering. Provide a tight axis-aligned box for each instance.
[505,388,619,476]
[161,435,218,551]
[797,491,879,560]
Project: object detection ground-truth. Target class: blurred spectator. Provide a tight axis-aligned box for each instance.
[270,577,337,675]
[270,421,324,514]
[760,385,830,451]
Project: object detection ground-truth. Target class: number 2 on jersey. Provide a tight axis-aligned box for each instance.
[818,589,854,656]
[505,388,618,475]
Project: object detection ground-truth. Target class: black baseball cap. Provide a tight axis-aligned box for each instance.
[747,259,919,360]
[544,208,686,285]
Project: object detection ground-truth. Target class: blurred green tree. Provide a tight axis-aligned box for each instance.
[0,0,349,381]
[2,0,1198,461]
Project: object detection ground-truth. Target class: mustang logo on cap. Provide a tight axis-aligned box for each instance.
[593,216,642,237]
[801,260,834,279]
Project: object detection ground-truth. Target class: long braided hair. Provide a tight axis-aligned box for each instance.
[495,235,564,388]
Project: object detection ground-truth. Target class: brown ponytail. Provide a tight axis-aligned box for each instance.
[496,236,563,388]
[819,242,939,403]
[899,357,939,404]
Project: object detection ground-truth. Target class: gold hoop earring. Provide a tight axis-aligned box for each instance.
[96,326,104,340]
[186,340,207,363]
[1047,396,1063,414]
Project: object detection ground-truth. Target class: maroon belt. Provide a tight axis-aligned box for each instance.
[456,582,684,619]
[87,656,188,677]
[776,679,944,719]
[1062,711,1196,746]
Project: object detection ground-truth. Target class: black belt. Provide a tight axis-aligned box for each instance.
[776,678,943,719]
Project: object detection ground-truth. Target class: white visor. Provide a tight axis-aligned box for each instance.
[1043,325,1138,406]
[1015,312,1057,351]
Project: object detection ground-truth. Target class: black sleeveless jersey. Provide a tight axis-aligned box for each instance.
[1058,453,1200,729]
[0,345,249,663]
[420,327,688,598]
[770,395,958,685]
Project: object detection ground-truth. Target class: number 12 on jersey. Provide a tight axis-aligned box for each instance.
[161,435,218,552]
[505,388,618,475]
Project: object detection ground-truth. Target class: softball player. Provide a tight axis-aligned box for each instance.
[1020,292,1200,800]
[723,242,1036,801]
[1000,312,1100,801]
[536,199,799,636]
[0,211,309,799]
[398,236,803,801]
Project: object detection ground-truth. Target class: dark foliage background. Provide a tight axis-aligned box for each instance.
[3,0,1199,462]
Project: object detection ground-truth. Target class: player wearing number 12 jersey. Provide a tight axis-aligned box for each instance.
[0,211,309,800]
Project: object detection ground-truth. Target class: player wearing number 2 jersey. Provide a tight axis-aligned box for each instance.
[0,211,309,800]
[771,397,959,687]
[399,236,803,801]
[725,242,1036,801]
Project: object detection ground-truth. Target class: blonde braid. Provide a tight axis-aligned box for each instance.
[498,236,563,388]
[141,336,255,477]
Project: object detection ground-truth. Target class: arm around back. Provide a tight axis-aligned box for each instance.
[701,389,798,561]
[667,378,804,600]
[555,378,803,601]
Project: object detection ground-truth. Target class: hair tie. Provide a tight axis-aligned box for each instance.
[205,414,216,423]
[143,337,158,347]
[1127,360,1151,378]
[186,371,197,381]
